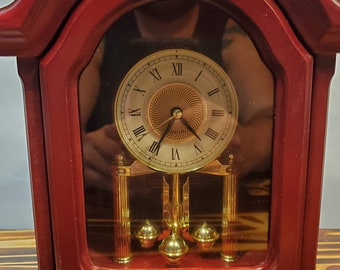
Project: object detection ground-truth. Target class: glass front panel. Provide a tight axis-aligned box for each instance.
[78,1,274,268]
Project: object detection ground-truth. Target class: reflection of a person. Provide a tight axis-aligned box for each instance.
[79,1,274,218]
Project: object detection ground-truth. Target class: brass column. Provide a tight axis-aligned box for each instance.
[221,155,237,262]
[113,155,132,263]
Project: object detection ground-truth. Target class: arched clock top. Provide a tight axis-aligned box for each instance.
[0,0,339,56]
[276,0,340,53]
[0,0,78,56]
[40,0,313,93]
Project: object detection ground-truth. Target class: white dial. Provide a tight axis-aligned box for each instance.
[114,49,238,173]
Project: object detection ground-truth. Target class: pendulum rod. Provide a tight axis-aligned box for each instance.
[172,173,180,233]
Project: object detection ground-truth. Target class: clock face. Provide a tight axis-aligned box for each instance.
[114,49,238,173]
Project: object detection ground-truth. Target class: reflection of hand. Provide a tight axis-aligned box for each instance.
[224,114,273,178]
[82,124,124,191]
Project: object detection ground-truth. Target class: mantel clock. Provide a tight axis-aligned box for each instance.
[0,0,339,269]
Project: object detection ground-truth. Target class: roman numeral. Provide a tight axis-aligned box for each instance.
[212,110,224,116]
[149,141,160,155]
[205,128,219,141]
[128,108,141,116]
[133,125,147,141]
[172,62,183,76]
[133,86,146,96]
[172,148,180,160]
[208,88,220,96]
[149,68,162,82]
[194,144,202,155]
[194,70,203,81]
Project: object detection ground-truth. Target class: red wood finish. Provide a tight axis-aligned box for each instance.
[226,1,314,269]
[0,0,339,269]
[17,58,55,270]
[0,0,78,56]
[301,55,336,270]
[276,0,340,53]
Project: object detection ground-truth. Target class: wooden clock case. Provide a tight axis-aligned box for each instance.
[1,0,340,269]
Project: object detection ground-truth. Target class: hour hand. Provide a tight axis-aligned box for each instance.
[180,117,201,141]
[158,118,175,147]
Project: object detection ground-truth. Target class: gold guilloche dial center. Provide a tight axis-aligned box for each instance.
[148,83,205,141]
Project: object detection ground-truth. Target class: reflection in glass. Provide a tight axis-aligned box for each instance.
[79,0,274,268]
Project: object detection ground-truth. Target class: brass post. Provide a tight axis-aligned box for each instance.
[113,155,132,263]
[163,176,170,233]
[182,177,190,236]
[221,155,237,262]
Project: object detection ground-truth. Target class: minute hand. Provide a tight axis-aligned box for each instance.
[180,117,201,141]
